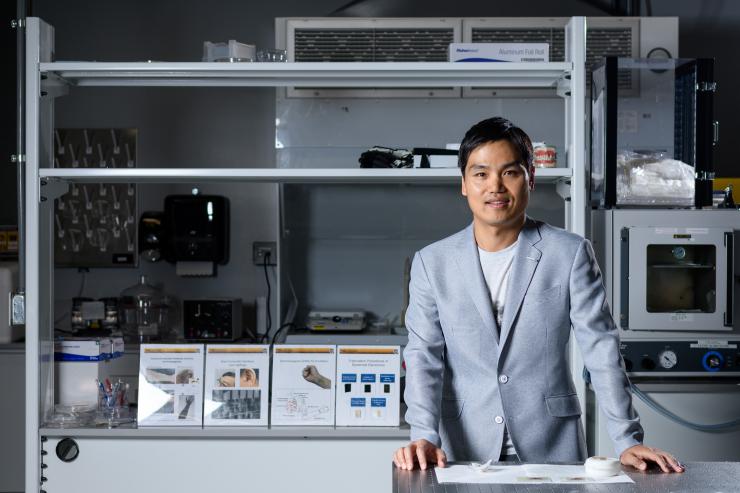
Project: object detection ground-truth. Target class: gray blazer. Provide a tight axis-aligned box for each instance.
[404,218,643,462]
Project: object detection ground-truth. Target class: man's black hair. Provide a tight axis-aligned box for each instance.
[458,117,533,176]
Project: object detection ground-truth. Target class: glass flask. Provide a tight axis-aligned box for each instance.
[119,275,169,342]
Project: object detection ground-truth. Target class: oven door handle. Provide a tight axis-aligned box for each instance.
[619,227,629,328]
[725,231,734,327]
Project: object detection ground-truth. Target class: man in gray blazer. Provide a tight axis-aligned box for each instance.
[393,117,684,474]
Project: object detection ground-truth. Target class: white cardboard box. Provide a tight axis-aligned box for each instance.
[137,344,204,426]
[111,337,125,358]
[55,338,113,361]
[204,345,269,426]
[449,43,549,62]
[54,338,119,406]
[336,345,400,427]
[271,345,336,426]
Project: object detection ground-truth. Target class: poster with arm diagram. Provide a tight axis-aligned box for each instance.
[204,345,269,426]
[271,345,336,426]
[336,346,400,426]
[138,344,204,426]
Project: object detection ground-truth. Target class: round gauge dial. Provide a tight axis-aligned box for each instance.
[658,350,678,369]
[671,246,687,260]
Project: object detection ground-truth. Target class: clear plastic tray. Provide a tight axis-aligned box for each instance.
[45,403,97,428]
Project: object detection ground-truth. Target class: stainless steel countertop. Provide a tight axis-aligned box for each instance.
[393,461,740,492]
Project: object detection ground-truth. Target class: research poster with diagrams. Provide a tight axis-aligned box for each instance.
[271,345,336,426]
[204,344,269,426]
[137,344,204,426]
[335,345,400,426]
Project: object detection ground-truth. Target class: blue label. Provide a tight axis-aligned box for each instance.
[350,398,366,407]
[456,57,510,63]
[360,374,376,382]
[371,398,386,407]
[341,373,357,382]
[379,374,395,383]
[54,353,110,362]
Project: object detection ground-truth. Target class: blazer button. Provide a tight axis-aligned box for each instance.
[498,375,509,384]
[494,415,504,424]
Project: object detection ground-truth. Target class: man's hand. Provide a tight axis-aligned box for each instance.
[620,445,685,473]
[393,439,447,470]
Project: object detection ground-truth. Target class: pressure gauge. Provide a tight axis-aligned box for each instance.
[671,246,686,260]
[658,350,678,369]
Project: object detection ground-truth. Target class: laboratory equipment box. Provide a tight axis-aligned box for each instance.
[590,57,716,209]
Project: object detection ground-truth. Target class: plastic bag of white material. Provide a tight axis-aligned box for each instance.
[616,151,695,206]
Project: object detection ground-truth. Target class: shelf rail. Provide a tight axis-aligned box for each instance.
[40,61,572,88]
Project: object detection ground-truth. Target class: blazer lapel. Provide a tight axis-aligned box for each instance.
[499,218,542,351]
[454,223,500,345]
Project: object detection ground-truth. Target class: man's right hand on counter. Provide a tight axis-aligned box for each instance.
[393,439,447,470]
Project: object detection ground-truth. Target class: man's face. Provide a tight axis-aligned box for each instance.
[461,140,534,230]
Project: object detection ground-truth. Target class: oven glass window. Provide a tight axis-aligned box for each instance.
[646,244,716,313]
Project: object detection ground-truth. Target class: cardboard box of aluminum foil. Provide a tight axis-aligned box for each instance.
[449,43,549,62]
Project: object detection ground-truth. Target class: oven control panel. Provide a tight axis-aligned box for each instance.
[620,340,740,376]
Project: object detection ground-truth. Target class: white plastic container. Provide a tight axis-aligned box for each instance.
[54,338,118,406]
[0,262,20,343]
[203,40,256,62]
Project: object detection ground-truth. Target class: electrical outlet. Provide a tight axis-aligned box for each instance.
[253,241,277,266]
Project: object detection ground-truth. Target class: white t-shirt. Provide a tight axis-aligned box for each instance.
[478,240,518,458]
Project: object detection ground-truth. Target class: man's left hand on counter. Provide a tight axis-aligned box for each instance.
[620,444,685,473]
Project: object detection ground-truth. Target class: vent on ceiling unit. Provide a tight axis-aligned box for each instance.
[293,28,453,62]
[465,23,635,97]
[288,25,458,98]
[471,28,566,62]
[587,27,634,89]
[467,26,566,96]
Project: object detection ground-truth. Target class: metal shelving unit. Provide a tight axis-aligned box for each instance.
[40,166,572,184]
[24,16,586,493]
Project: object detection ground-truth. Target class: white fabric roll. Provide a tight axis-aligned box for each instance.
[585,456,621,478]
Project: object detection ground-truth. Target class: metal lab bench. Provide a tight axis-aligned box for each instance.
[393,461,740,492]
[0,343,24,492]
[42,425,410,492]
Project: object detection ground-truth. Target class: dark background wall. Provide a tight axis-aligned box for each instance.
[1,1,18,226]
[3,0,738,228]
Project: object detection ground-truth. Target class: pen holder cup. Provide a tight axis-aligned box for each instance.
[96,380,134,426]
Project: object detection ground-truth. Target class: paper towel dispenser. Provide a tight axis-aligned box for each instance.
[164,194,229,276]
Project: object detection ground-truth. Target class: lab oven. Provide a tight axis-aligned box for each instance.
[590,209,740,459]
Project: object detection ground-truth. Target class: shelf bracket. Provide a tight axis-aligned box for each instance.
[39,179,69,202]
[40,72,70,99]
[556,178,571,200]
[556,76,572,98]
